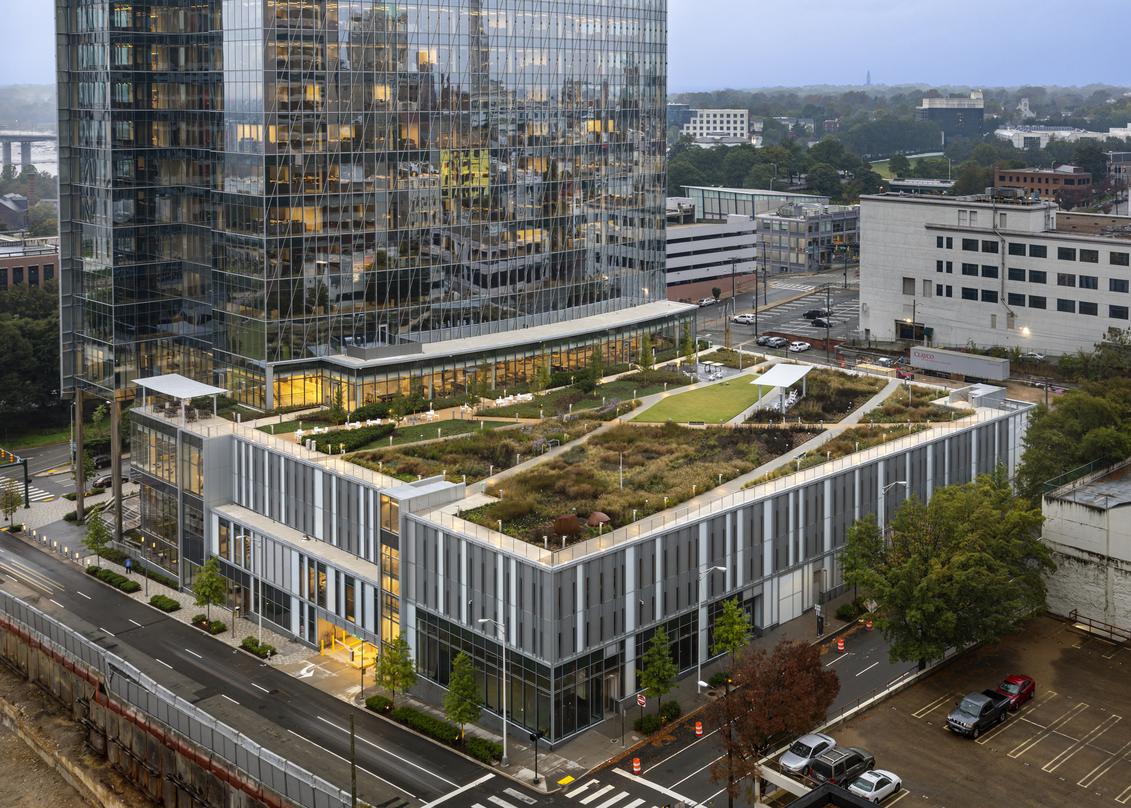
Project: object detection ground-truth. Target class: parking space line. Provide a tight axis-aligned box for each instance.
[855,661,880,677]
[977,691,1059,746]
[643,727,719,773]
[912,693,952,718]
[1043,713,1121,772]
[1078,738,1131,788]
[1008,702,1088,759]
[1118,784,1131,805]
[885,790,910,806]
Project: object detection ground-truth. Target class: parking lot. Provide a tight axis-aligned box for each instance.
[825,615,1131,806]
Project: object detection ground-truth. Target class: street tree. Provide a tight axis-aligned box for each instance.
[577,345,604,393]
[806,162,843,199]
[711,287,722,303]
[709,640,839,808]
[444,651,481,739]
[711,598,751,684]
[376,633,417,706]
[639,333,654,369]
[82,513,110,567]
[531,358,552,393]
[639,627,677,717]
[681,324,696,361]
[1,485,21,528]
[888,154,912,178]
[842,468,1051,669]
[193,557,227,622]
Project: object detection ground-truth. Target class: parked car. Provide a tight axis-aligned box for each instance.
[732,313,756,325]
[788,341,812,352]
[92,454,112,469]
[767,336,790,349]
[698,297,718,307]
[809,746,875,785]
[755,335,772,346]
[848,770,902,803]
[895,368,914,380]
[996,674,1036,710]
[803,308,830,319]
[875,356,896,368]
[91,473,129,489]
[812,318,833,328]
[947,690,1011,738]
[1019,351,1046,361]
[779,733,836,775]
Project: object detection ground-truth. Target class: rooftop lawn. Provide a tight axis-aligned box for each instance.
[695,348,764,370]
[751,369,887,423]
[461,423,817,543]
[747,423,928,486]
[634,376,765,424]
[349,416,602,483]
[478,368,693,419]
[862,384,966,423]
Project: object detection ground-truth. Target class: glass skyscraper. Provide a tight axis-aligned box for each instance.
[58,0,689,409]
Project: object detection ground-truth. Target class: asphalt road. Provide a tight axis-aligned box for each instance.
[0,536,491,808]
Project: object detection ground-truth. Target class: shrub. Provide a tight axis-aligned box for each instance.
[634,713,662,734]
[64,510,78,522]
[660,700,682,723]
[90,486,106,495]
[316,423,396,454]
[390,706,459,744]
[149,594,181,612]
[120,579,141,593]
[365,694,393,714]
[240,636,276,659]
[708,671,730,689]
[7,523,22,533]
[191,614,226,634]
[465,736,503,763]
[63,492,77,501]
[835,599,866,622]
[86,565,141,594]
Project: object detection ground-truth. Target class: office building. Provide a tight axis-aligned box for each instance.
[1109,152,1131,184]
[887,178,956,195]
[1042,458,1131,629]
[667,103,694,130]
[756,203,859,274]
[57,0,688,411]
[858,191,1131,355]
[0,239,57,290]
[682,186,829,222]
[680,109,749,141]
[993,125,1105,150]
[0,193,28,231]
[666,199,757,286]
[995,165,1092,201]
[917,91,984,141]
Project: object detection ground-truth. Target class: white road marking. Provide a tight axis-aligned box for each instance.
[76,590,91,600]
[855,661,880,677]
[912,693,953,718]
[315,715,460,788]
[418,774,494,808]
[221,694,240,705]
[591,792,629,808]
[286,729,417,800]
[579,785,615,805]
[1043,713,1121,772]
[251,682,270,693]
[824,653,850,667]
[487,795,519,808]
[185,648,203,659]
[885,790,910,806]
[612,768,699,806]
[887,670,914,688]
[155,659,172,669]
[670,755,717,788]
[566,780,598,799]
[128,618,143,627]
[98,626,115,637]
[1117,783,1131,805]
[1078,737,1131,788]
[618,800,644,808]
[49,598,64,609]
[1009,702,1088,758]
[644,727,719,772]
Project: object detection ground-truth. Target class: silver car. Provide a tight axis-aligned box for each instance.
[779,732,836,775]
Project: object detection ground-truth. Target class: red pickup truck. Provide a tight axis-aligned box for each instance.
[996,674,1036,710]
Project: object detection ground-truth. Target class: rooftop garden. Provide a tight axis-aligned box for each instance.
[750,369,886,423]
[862,384,967,423]
[478,368,693,419]
[349,416,603,483]
[634,376,766,424]
[460,423,818,543]
[693,348,764,370]
[747,423,929,486]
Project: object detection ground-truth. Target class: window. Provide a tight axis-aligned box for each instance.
[1111,305,1130,320]
[962,238,979,252]
[1079,275,1098,290]
[936,236,944,248]
[923,279,932,297]
[982,240,999,253]
[1057,298,1076,313]
[1080,301,1098,316]
[970,211,979,226]
[902,277,916,295]
[999,212,1008,228]
[1111,278,1129,293]
[981,289,998,303]
[1080,249,1099,264]
[1029,270,1047,284]
[1112,252,1130,267]
[945,285,953,297]
[981,265,998,279]
[1056,273,1076,287]
[1030,245,1047,258]
[1029,295,1047,309]
[1008,268,1025,281]
[958,211,968,226]
[936,283,944,296]
[946,237,953,249]
[961,287,978,301]
[936,260,944,273]
[961,263,979,276]
[945,261,953,273]
[1008,242,1026,256]
[1007,292,1026,306]
[1057,247,1077,261]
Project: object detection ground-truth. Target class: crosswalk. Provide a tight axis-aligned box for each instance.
[562,779,656,808]
[0,475,55,503]
[769,281,816,293]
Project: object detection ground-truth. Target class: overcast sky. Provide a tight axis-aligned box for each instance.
[2,1,1127,90]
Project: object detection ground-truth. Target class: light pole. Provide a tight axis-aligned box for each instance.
[697,566,726,694]
[478,617,509,766]
[878,480,908,532]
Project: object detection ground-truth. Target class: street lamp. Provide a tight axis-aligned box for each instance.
[878,480,908,531]
[478,617,510,766]
[697,566,726,694]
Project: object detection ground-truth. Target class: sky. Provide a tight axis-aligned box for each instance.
[1,0,1128,91]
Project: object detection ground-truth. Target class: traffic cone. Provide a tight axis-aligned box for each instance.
[695,721,703,737]
[866,618,873,631]
[632,757,642,775]
[837,637,845,653]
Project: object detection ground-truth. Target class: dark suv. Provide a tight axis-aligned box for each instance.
[808,746,876,785]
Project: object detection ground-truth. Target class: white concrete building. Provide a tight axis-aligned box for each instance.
[993,126,1106,150]
[666,212,758,286]
[681,109,749,140]
[859,192,1131,355]
[1043,460,1131,629]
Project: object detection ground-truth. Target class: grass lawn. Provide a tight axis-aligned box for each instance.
[696,349,764,370]
[479,369,692,419]
[635,377,765,424]
[382,419,508,447]
[870,159,893,178]
[6,424,72,450]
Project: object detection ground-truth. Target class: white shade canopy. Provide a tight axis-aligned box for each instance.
[135,374,227,401]
[751,363,812,389]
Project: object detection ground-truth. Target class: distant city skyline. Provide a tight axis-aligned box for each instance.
[2,1,1130,91]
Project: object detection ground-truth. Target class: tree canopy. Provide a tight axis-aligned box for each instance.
[444,651,481,738]
[193,557,227,621]
[376,634,418,705]
[639,627,677,715]
[842,469,1051,667]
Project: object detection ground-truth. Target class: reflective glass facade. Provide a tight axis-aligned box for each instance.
[59,0,669,404]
